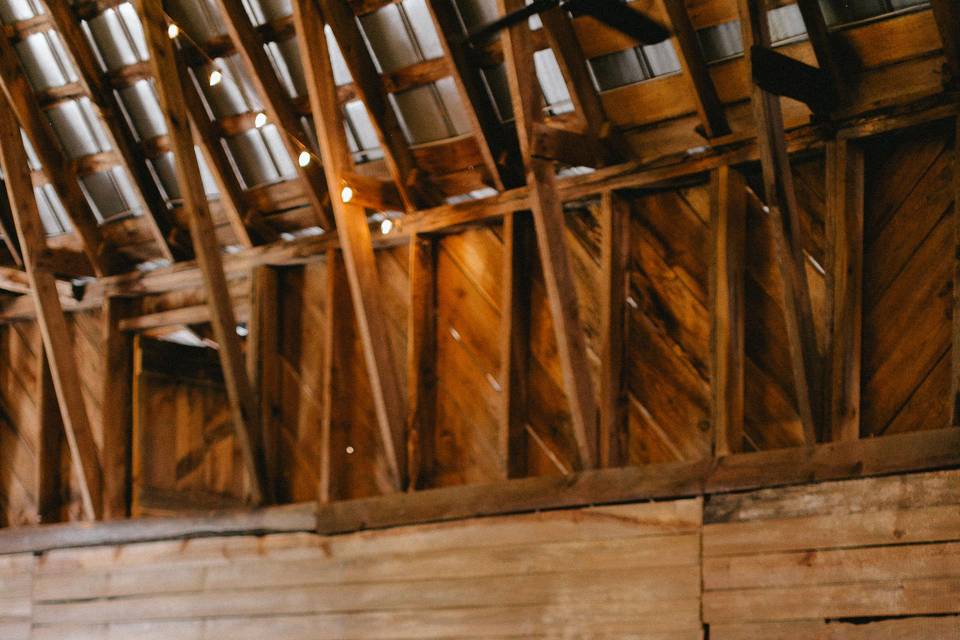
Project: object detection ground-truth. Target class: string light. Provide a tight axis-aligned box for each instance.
[208,69,223,86]
[298,151,312,167]
[340,185,354,203]
[254,112,268,128]
[380,218,393,234]
[166,23,179,39]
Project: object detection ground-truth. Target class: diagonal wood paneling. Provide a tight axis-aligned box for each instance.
[861,123,954,437]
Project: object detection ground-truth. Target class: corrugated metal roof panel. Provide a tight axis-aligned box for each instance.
[534,49,573,115]
[0,0,39,24]
[167,0,226,43]
[46,99,112,160]
[15,31,78,91]
[118,79,168,142]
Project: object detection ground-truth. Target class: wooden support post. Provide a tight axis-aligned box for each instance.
[932,0,960,85]
[953,116,960,426]
[599,191,630,467]
[498,0,598,469]
[499,212,534,478]
[138,0,271,504]
[101,296,137,519]
[248,266,280,496]
[35,347,62,524]
[406,234,437,490]
[0,91,104,521]
[318,251,341,503]
[826,140,863,442]
[293,0,406,490]
[663,0,730,138]
[213,0,333,230]
[710,166,746,455]
[738,0,821,445]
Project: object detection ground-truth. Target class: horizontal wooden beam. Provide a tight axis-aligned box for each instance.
[315,427,960,534]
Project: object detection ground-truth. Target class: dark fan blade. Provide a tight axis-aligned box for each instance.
[566,0,670,44]
[463,0,560,45]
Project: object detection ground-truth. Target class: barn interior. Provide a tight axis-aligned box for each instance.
[0,0,957,637]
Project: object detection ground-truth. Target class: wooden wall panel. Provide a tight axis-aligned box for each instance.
[24,499,703,639]
[0,323,40,526]
[432,227,504,486]
[626,184,712,463]
[0,553,32,640]
[861,123,954,437]
[703,470,960,638]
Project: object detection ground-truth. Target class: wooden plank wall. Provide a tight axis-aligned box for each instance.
[23,499,703,639]
[0,323,40,526]
[703,470,960,638]
[2,470,959,638]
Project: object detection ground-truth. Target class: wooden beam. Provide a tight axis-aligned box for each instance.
[932,0,960,84]
[826,140,863,442]
[43,0,184,262]
[738,0,821,445]
[315,427,960,535]
[663,0,730,137]
[710,165,746,455]
[318,250,344,503]
[0,25,118,276]
[406,234,437,490]
[954,116,960,427]
[212,0,333,230]
[35,347,62,524]
[138,0,271,505]
[751,45,837,114]
[101,296,137,519]
[424,0,521,188]
[0,89,104,521]
[794,0,847,105]
[247,266,280,500]
[499,212,534,478]
[293,0,406,489]
[316,0,442,210]
[498,0,598,469]
[178,62,277,248]
[531,123,607,168]
[599,191,629,467]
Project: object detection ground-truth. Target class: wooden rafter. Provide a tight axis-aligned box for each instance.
[662,0,730,138]
[424,0,521,189]
[710,165,745,455]
[738,0,821,444]
[497,0,598,469]
[177,60,278,248]
[0,25,119,276]
[293,0,407,489]
[794,0,847,105]
[316,0,442,210]
[43,0,184,262]
[137,0,272,504]
[212,0,333,231]
[0,88,104,521]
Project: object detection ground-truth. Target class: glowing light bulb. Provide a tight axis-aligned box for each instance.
[208,69,223,87]
[254,112,267,128]
[380,218,393,234]
[167,23,180,39]
[298,151,311,167]
[346,446,355,454]
[340,185,354,203]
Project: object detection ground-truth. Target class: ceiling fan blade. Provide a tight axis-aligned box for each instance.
[565,0,671,44]
[463,0,561,45]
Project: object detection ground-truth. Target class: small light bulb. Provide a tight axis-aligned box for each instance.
[380,218,393,234]
[345,446,355,454]
[254,112,267,128]
[340,185,353,203]
[167,23,180,39]
[298,151,311,167]
[208,69,222,87]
